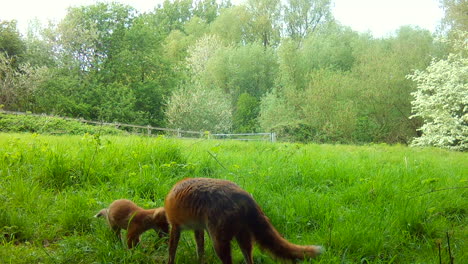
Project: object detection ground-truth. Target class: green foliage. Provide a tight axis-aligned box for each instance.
[0,133,466,263]
[0,113,122,135]
[56,2,137,72]
[205,42,278,99]
[262,26,438,144]
[283,0,333,39]
[439,0,468,33]
[348,28,434,143]
[153,0,194,34]
[301,26,359,71]
[258,88,304,141]
[233,93,259,132]
[0,53,48,112]
[260,69,358,143]
[32,69,90,117]
[1,1,456,147]
[0,20,25,63]
[89,82,140,123]
[23,19,56,68]
[210,5,255,45]
[246,0,282,47]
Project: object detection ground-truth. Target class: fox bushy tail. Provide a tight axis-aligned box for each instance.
[249,205,322,260]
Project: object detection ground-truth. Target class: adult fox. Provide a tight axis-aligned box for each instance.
[164,177,322,264]
[95,199,169,248]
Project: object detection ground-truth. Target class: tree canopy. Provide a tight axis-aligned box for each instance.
[0,0,464,150]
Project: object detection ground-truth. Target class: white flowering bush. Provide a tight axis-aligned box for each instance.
[165,86,232,133]
[408,37,467,151]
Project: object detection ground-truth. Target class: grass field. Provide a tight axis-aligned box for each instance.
[0,132,466,263]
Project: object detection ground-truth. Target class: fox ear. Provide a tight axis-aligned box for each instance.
[94,209,108,218]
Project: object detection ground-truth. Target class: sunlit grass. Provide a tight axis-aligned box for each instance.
[0,133,466,263]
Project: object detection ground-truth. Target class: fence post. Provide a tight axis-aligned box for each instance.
[270,132,276,142]
[147,125,151,136]
[177,129,181,137]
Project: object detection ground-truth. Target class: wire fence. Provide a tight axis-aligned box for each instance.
[1,110,276,142]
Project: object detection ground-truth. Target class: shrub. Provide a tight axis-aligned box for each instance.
[408,33,467,151]
[0,113,123,135]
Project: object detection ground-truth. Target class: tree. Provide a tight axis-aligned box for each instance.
[0,20,25,67]
[0,53,47,111]
[204,43,278,99]
[300,24,359,71]
[153,0,194,34]
[92,82,139,123]
[165,85,232,132]
[259,69,358,143]
[439,0,468,33]
[246,0,281,47]
[193,0,231,24]
[56,3,136,72]
[23,19,56,68]
[186,34,224,78]
[233,92,259,132]
[210,5,255,45]
[165,34,232,132]
[283,0,332,39]
[408,33,467,151]
[258,88,304,141]
[350,27,436,143]
[105,13,177,125]
[33,69,89,117]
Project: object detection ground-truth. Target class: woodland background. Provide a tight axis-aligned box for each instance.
[0,0,466,146]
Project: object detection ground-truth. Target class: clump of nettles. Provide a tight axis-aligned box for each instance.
[408,31,467,151]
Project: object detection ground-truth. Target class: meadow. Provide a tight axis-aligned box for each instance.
[0,132,466,263]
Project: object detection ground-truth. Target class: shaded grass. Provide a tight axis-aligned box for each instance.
[0,133,466,263]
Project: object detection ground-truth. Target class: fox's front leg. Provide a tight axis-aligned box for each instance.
[168,225,181,264]
[194,229,205,263]
[111,225,122,241]
[127,226,141,249]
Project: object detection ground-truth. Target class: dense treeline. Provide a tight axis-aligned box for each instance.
[0,0,465,145]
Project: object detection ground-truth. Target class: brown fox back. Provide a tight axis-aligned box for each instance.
[165,178,322,264]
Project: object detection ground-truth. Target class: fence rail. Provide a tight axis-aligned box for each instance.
[1,110,276,142]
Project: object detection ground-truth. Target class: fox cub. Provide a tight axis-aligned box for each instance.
[95,199,169,248]
[164,177,322,264]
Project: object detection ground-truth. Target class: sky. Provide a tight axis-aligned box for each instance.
[0,0,444,37]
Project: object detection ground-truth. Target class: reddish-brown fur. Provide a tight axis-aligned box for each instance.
[95,199,169,248]
[164,178,322,264]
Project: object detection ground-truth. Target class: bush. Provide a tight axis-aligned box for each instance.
[0,113,123,135]
[165,85,232,133]
[408,33,467,151]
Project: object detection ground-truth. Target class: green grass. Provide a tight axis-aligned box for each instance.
[0,132,466,263]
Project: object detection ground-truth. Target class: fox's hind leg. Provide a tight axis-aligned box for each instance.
[207,225,233,264]
[212,238,232,264]
[235,231,254,264]
[194,229,205,263]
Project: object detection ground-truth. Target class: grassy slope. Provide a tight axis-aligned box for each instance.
[0,133,466,263]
